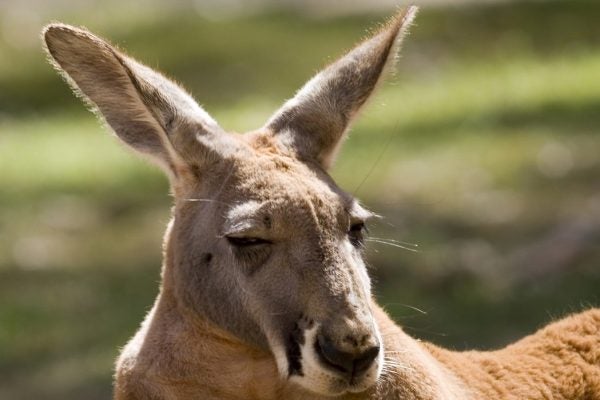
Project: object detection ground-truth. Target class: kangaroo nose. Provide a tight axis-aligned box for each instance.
[315,334,380,379]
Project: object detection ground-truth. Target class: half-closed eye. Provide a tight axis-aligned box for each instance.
[226,235,272,247]
[348,221,368,248]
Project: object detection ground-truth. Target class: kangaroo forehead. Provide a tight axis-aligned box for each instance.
[227,149,371,223]
[233,153,331,197]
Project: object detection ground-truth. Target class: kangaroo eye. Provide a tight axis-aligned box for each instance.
[348,222,367,248]
[226,236,271,247]
[226,235,273,268]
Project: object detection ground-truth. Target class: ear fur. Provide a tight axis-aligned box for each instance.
[43,23,226,181]
[265,6,417,169]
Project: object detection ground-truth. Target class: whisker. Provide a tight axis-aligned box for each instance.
[383,359,415,372]
[189,162,236,209]
[382,362,403,368]
[365,238,420,253]
[382,303,428,315]
[384,350,409,355]
[382,363,415,373]
[383,356,406,362]
[402,325,449,337]
[383,359,406,364]
[368,237,419,248]
[366,238,418,248]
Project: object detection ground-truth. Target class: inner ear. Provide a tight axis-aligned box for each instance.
[43,23,231,181]
[264,6,417,169]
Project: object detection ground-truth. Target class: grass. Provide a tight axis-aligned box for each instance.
[1,1,599,398]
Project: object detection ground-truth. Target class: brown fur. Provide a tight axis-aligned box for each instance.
[43,7,600,400]
[115,294,600,399]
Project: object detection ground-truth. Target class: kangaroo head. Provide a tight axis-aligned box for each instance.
[43,7,416,397]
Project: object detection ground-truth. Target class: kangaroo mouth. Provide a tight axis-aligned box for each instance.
[282,316,381,397]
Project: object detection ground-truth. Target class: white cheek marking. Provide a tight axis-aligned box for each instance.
[373,321,385,380]
[266,334,289,378]
[297,324,324,380]
[289,323,342,395]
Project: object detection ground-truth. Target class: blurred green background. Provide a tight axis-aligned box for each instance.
[1,0,599,398]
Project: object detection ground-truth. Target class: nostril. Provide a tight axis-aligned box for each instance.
[316,335,355,375]
[315,335,380,379]
[353,344,380,376]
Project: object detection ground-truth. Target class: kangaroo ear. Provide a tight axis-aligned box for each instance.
[265,7,417,169]
[43,24,229,181]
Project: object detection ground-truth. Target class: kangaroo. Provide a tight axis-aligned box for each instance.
[43,6,600,400]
